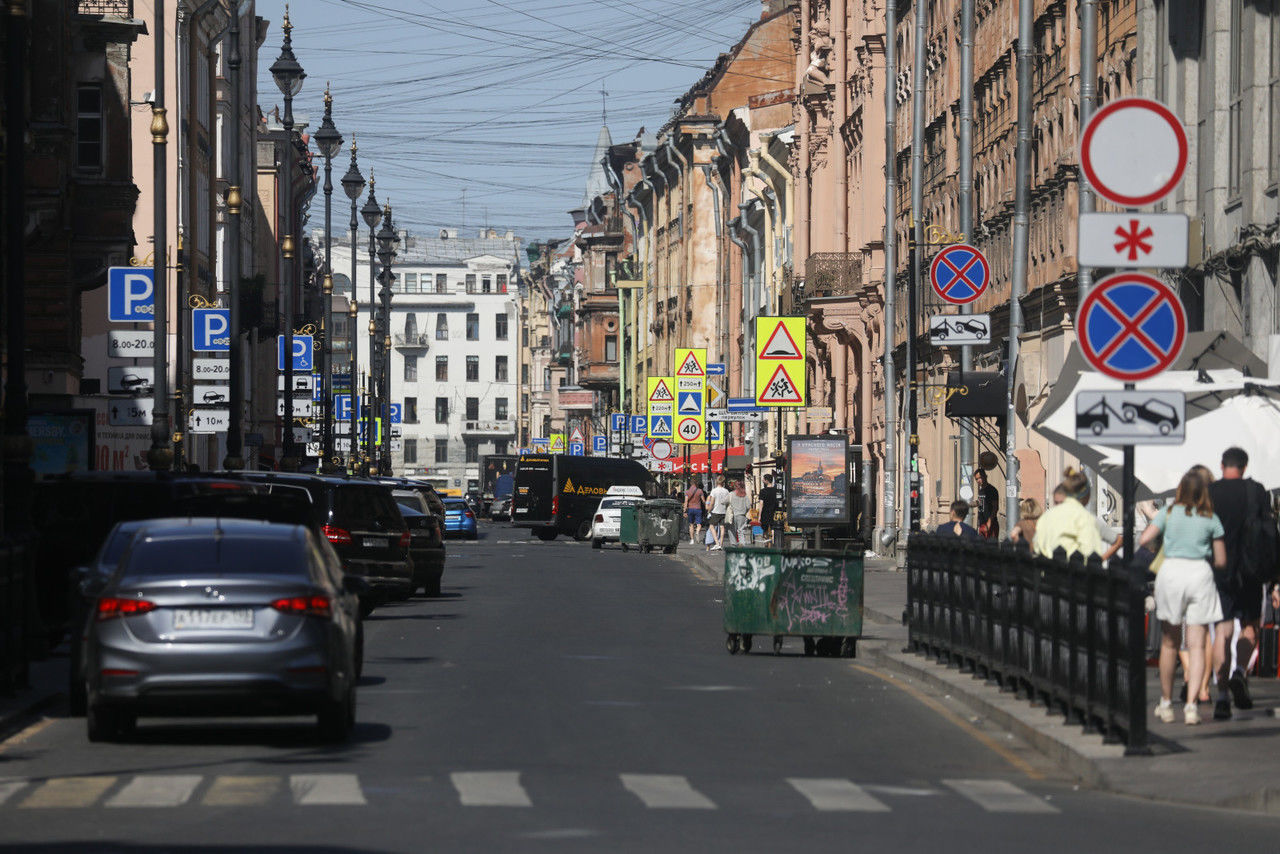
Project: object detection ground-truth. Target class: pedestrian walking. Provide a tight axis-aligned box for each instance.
[706,476,731,552]
[683,480,706,546]
[1032,469,1104,560]
[758,474,780,542]
[1207,446,1278,719]
[728,480,751,545]
[1008,498,1042,547]
[973,469,1000,540]
[1139,467,1225,725]
[935,500,982,540]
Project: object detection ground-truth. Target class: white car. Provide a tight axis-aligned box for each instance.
[589,495,645,549]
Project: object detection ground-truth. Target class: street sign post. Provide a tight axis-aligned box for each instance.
[276,335,314,371]
[929,243,990,305]
[1075,390,1186,446]
[107,330,153,359]
[754,317,806,406]
[649,439,674,461]
[192,357,230,381]
[570,426,585,444]
[568,441,585,456]
[1076,272,1186,382]
[188,409,230,433]
[549,434,565,453]
[278,374,315,392]
[1079,97,1188,208]
[630,415,647,435]
[388,403,402,424]
[929,313,992,346]
[107,267,155,322]
[673,348,706,444]
[707,409,767,423]
[1077,212,1189,269]
[193,384,229,405]
[107,365,154,395]
[192,308,231,352]
[108,398,153,426]
[647,377,675,438]
[593,435,607,454]
[610,413,627,432]
[707,362,726,376]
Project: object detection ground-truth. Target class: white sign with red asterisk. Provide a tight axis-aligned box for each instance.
[1078,212,1188,269]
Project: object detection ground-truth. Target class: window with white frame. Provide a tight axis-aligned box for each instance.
[495,355,508,382]
[404,438,418,464]
[466,355,479,381]
[436,273,448,293]
[404,355,418,382]
[435,313,448,340]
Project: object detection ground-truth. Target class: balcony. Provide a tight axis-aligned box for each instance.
[462,419,516,437]
[803,253,863,301]
[394,332,430,350]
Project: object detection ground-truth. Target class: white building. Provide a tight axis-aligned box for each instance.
[325,227,522,494]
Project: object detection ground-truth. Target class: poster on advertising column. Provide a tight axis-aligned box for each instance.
[785,435,851,525]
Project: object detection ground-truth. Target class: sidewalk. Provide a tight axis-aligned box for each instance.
[677,539,1280,816]
[0,652,66,741]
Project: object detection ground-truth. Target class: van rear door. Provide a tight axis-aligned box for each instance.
[512,456,555,524]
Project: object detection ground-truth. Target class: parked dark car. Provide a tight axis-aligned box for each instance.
[394,491,446,596]
[81,518,362,743]
[229,473,412,612]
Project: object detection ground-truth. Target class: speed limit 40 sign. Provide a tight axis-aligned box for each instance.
[676,416,704,443]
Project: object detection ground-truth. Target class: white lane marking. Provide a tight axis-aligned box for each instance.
[620,774,716,809]
[106,775,202,808]
[290,773,366,805]
[0,779,28,805]
[451,771,532,807]
[201,775,281,806]
[943,779,1059,813]
[864,784,940,797]
[19,776,117,808]
[787,778,890,812]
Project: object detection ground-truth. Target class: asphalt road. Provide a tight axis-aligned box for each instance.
[2,529,1278,852]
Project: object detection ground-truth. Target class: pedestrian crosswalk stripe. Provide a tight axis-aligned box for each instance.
[943,779,1058,813]
[201,775,280,807]
[19,776,117,808]
[106,775,202,808]
[451,771,532,807]
[0,779,28,805]
[787,778,890,812]
[290,773,366,806]
[620,774,715,809]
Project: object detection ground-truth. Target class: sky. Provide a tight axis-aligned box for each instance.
[254,0,769,249]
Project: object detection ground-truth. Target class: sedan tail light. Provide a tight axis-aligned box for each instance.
[398,530,411,548]
[271,595,332,618]
[96,598,157,621]
[464,510,474,519]
[595,514,604,523]
[323,524,352,545]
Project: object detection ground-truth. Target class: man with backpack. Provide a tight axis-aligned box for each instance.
[1208,446,1279,719]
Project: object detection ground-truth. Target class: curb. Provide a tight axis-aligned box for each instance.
[0,686,62,743]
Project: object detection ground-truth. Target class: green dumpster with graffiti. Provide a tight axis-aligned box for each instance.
[722,546,864,656]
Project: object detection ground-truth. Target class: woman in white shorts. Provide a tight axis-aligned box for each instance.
[1138,467,1226,725]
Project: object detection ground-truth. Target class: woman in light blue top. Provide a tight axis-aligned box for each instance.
[1139,467,1226,726]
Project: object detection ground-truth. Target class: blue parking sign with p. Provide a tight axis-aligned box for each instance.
[388,403,402,424]
[593,435,607,454]
[630,415,647,434]
[108,267,155,322]
[334,394,361,421]
[610,413,627,432]
[277,335,314,371]
[192,308,230,352]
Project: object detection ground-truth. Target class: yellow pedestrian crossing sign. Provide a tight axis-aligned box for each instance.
[549,433,565,452]
[755,316,807,407]
[647,376,675,439]
[675,348,705,377]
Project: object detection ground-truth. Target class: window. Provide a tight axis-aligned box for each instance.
[543,367,551,391]
[77,85,103,171]
[495,313,509,340]
[465,397,479,420]
[435,438,448,463]
[494,440,508,455]
[495,398,508,420]
[404,397,418,423]
[497,274,508,293]
[403,272,418,293]
[404,313,418,341]
[435,397,449,424]
[482,276,492,294]
[465,441,479,463]
[466,355,479,381]
[466,274,477,294]
[495,355,508,382]
[466,313,479,340]
[1228,0,1245,199]
[522,326,529,347]
[435,355,448,381]
[403,438,418,464]
[404,355,418,382]
[521,364,530,384]
[435,273,448,293]
[521,392,529,413]
[435,313,448,340]
[605,334,617,362]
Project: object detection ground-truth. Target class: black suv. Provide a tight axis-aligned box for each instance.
[230,473,412,610]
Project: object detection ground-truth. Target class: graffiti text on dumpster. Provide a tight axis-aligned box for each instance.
[771,568,852,632]
[726,551,776,593]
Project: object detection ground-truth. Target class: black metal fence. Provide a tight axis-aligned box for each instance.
[906,533,1149,753]
[0,537,36,696]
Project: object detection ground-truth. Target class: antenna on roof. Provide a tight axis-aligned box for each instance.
[600,84,608,126]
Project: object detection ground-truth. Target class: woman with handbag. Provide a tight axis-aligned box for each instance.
[1139,467,1226,725]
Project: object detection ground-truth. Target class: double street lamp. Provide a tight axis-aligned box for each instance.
[359,176,383,474]
[340,139,365,470]
[269,7,305,471]
[375,204,399,475]
[313,86,344,470]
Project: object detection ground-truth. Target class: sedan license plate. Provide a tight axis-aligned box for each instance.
[363,537,386,548]
[173,608,254,630]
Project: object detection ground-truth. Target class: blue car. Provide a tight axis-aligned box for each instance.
[442,498,478,540]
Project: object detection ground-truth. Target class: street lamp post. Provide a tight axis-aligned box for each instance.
[269,6,305,471]
[313,86,343,470]
[223,0,246,470]
[359,177,383,474]
[147,0,172,472]
[340,138,365,470]
[375,203,398,475]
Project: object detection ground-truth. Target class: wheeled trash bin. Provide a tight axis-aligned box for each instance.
[722,545,864,655]
[618,505,641,552]
[638,499,682,554]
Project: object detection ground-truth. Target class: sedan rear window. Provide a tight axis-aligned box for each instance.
[122,535,309,577]
[334,486,401,527]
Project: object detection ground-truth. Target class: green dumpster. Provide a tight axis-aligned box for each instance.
[619,505,641,551]
[638,499,682,554]
[722,545,864,656]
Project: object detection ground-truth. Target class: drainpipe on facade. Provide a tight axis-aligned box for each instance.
[1007,0,1033,531]
[713,130,734,366]
[738,203,761,428]
[1078,0,1099,515]
[881,0,899,550]
[757,134,794,293]
[699,164,725,374]
[743,154,775,320]
[662,139,687,349]
[727,215,751,399]
[636,174,657,379]
[958,0,976,492]
[606,159,630,415]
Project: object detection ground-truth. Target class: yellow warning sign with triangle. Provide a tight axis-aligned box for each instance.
[757,316,805,360]
[755,316,806,407]
[758,363,804,404]
[675,347,706,378]
[647,377,674,402]
[549,433,565,452]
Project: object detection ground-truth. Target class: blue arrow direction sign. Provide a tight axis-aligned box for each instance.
[108,267,155,322]
[649,414,673,437]
[593,435,608,454]
[568,441,585,456]
[277,335,314,371]
[929,243,991,305]
[610,413,627,432]
[727,397,770,413]
[1076,272,1186,381]
[706,362,726,376]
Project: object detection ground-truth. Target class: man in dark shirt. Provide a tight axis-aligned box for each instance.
[936,500,982,540]
[758,474,780,541]
[973,469,1000,540]
[1209,446,1273,719]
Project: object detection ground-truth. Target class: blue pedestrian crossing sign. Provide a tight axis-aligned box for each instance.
[677,390,702,415]
[108,267,155,322]
[610,413,627,432]
[277,335,314,371]
[707,421,722,443]
[569,441,585,456]
[630,415,647,434]
[593,435,607,454]
[649,414,673,437]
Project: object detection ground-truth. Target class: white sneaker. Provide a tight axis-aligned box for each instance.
[1154,699,1175,723]
[1184,703,1201,725]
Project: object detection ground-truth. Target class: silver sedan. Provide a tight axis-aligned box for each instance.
[82,518,363,743]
